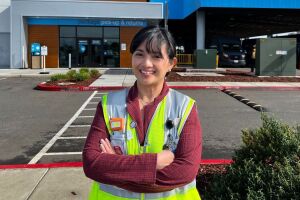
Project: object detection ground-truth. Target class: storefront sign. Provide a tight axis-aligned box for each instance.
[28,18,147,27]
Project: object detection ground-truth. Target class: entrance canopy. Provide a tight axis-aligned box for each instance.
[205,8,300,38]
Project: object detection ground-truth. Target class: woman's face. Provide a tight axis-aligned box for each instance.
[132,40,176,88]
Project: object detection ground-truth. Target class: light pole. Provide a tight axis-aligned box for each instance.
[164,0,168,31]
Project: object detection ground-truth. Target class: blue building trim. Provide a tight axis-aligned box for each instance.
[27,18,147,27]
[151,0,300,19]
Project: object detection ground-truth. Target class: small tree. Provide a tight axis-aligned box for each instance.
[205,115,300,200]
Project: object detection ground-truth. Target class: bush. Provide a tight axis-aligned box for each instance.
[50,73,67,82]
[73,72,90,81]
[205,114,300,200]
[66,69,77,81]
[90,69,100,78]
[79,68,89,74]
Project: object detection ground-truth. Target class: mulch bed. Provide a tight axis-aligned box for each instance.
[45,76,99,87]
[197,164,228,195]
[166,70,300,82]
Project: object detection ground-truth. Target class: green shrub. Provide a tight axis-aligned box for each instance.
[66,69,77,81]
[205,115,300,200]
[90,69,100,78]
[50,73,67,82]
[79,68,89,74]
[73,72,90,81]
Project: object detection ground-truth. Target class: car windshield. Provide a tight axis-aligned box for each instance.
[222,43,241,52]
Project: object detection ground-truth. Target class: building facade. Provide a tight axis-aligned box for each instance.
[2,0,300,69]
[2,0,163,69]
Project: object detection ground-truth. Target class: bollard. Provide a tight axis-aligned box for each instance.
[68,53,72,69]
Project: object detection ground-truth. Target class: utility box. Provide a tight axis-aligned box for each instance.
[194,49,217,69]
[256,38,296,76]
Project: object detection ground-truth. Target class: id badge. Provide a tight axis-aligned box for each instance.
[111,133,126,155]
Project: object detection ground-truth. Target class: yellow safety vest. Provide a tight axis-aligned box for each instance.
[88,89,201,200]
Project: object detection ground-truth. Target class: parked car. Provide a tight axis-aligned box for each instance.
[208,37,246,67]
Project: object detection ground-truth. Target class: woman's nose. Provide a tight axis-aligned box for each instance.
[143,56,153,67]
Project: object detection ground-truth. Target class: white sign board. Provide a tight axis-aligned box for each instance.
[41,46,48,56]
[276,50,287,55]
[121,43,126,51]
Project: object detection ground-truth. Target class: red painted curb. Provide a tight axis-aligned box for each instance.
[36,82,300,91]
[200,159,233,165]
[0,159,232,169]
[0,162,83,169]
[36,82,126,91]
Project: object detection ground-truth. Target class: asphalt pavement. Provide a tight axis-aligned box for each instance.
[1,68,300,200]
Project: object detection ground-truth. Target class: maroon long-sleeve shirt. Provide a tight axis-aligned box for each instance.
[82,82,202,193]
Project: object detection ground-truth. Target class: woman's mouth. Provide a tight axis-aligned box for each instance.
[140,69,155,75]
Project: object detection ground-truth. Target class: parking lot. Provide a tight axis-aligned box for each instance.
[0,77,299,164]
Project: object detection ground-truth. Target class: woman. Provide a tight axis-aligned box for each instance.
[83,26,202,199]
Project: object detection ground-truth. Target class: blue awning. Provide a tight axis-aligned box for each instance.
[151,0,300,19]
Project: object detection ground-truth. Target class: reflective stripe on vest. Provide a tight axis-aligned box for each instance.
[99,180,197,199]
[89,89,200,200]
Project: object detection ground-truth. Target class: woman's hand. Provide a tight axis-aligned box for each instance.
[156,150,175,170]
[100,138,117,154]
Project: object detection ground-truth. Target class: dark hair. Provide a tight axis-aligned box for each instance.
[130,26,176,60]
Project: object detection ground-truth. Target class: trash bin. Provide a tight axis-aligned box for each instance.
[194,49,217,69]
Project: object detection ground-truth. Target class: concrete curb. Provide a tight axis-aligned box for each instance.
[221,89,266,112]
[36,82,300,91]
[0,160,233,170]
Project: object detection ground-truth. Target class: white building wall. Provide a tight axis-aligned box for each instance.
[0,0,10,68]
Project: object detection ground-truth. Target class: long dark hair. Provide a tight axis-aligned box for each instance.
[130,26,176,60]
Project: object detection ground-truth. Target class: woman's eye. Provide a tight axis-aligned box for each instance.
[153,54,162,59]
[134,53,143,57]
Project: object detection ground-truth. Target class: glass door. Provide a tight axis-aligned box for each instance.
[77,39,103,67]
[90,39,103,67]
[103,38,120,67]
[77,39,89,67]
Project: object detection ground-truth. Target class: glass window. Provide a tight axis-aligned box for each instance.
[59,38,76,67]
[104,27,119,38]
[60,26,76,37]
[77,27,103,38]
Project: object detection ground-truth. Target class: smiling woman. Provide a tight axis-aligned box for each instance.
[83,26,203,200]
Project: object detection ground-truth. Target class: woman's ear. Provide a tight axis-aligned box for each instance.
[169,57,177,70]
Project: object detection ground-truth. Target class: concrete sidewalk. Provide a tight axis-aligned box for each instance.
[0,166,91,200]
[0,68,108,77]
[91,68,300,88]
[1,68,300,89]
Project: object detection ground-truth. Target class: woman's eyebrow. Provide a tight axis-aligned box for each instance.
[135,49,144,53]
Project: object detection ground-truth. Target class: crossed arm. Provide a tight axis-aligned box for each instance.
[82,103,202,193]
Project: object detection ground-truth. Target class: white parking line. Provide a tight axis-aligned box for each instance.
[44,152,82,155]
[28,91,98,164]
[69,125,91,128]
[58,136,87,139]
[77,115,94,118]
[93,97,102,99]
[84,108,96,111]
[88,102,99,104]
[0,78,7,81]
